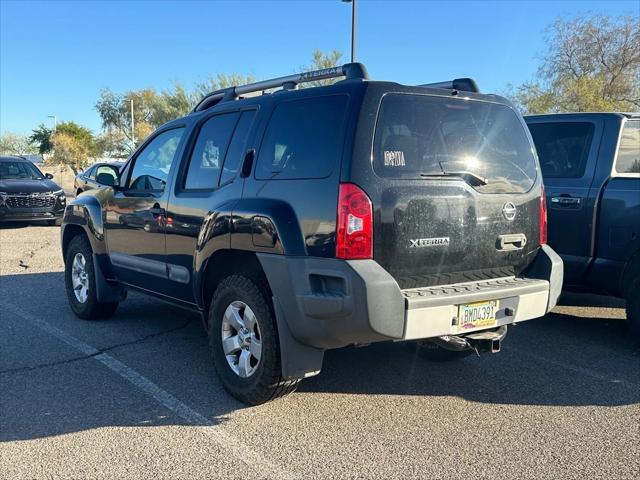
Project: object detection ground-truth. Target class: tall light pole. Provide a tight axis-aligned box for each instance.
[342,0,356,62]
[130,99,135,151]
[47,115,57,133]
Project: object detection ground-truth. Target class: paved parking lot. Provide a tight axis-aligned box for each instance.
[1,223,639,479]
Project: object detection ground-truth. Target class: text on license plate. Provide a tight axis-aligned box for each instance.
[457,300,499,330]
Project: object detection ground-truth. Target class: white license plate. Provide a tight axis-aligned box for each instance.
[457,300,499,331]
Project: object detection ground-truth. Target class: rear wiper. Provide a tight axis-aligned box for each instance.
[420,170,488,186]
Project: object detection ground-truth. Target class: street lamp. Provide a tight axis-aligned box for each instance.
[47,115,57,133]
[342,0,356,62]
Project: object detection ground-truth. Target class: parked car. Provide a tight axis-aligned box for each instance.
[0,155,66,225]
[525,112,640,338]
[61,63,562,404]
[74,161,124,195]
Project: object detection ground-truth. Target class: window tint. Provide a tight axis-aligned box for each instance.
[527,122,594,178]
[129,128,184,191]
[374,94,537,193]
[256,95,348,180]
[615,120,640,174]
[220,110,257,184]
[0,161,44,180]
[184,113,239,190]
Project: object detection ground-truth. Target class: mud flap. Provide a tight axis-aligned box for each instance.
[93,254,125,303]
[272,295,325,380]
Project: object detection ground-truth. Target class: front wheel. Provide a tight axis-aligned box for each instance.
[64,235,118,320]
[209,275,300,405]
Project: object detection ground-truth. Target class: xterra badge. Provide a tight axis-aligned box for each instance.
[409,237,450,248]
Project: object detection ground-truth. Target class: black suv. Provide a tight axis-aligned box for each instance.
[61,64,562,404]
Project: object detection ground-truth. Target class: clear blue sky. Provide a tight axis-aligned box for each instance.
[1,0,636,135]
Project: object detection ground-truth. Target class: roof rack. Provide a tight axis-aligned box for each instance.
[193,62,369,112]
[419,78,480,93]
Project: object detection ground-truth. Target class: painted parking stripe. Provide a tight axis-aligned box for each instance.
[5,303,294,480]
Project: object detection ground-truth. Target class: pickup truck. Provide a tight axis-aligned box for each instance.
[526,113,640,338]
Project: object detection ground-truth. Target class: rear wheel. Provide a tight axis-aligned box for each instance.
[209,275,300,405]
[64,235,118,320]
[626,278,640,342]
[413,341,474,362]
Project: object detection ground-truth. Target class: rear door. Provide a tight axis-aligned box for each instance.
[526,118,604,283]
[352,92,541,289]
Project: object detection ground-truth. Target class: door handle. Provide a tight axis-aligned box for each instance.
[149,204,165,216]
[550,196,581,208]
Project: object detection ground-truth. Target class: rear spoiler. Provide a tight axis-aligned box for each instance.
[418,78,479,93]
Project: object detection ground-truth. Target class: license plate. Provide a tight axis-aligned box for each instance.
[456,300,499,331]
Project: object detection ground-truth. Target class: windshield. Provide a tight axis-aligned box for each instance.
[0,161,45,180]
[373,93,537,193]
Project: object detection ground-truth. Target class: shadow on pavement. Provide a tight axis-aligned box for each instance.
[1,271,639,443]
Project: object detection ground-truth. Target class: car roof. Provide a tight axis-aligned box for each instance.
[525,112,640,121]
[0,155,31,162]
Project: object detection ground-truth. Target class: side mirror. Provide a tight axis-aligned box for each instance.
[96,172,116,186]
[240,149,255,178]
[45,173,54,179]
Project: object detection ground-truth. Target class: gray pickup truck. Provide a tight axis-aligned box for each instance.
[525,113,640,338]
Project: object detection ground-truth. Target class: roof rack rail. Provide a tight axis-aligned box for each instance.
[192,62,369,112]
[419,78,479,93]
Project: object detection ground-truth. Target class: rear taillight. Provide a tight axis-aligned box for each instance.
[336,183,373,259]
[540,184,548,245]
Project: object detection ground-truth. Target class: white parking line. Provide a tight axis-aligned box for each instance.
[5,303,294,480]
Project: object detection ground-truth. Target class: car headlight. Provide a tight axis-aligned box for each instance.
[52,189,65,197]
[0,192,7,206]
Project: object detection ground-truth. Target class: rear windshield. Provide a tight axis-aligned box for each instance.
[373,93,537,193]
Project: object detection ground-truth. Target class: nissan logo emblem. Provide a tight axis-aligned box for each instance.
[502,202,517,221]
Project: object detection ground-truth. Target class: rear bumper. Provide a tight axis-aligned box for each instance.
[259,245,562,351]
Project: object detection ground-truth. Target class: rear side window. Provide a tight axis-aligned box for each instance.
[220,110,257,184]
[184,113,239,190]
[527,122,594,178]
[374,94,537,193]
[256,95,348,180]
[615,120,640,174]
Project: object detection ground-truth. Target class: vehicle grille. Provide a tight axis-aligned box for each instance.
[5,194,56,209]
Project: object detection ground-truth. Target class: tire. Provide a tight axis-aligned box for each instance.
[64,235,118,320]
[413,341,474,362]
[208,275,300,405]
[626,277,640,342]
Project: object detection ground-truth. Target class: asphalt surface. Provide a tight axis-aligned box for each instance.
[1,223,639,479]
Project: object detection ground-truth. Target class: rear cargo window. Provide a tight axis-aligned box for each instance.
[527,122,594,178]
[256,95,348,180]
[615,120,640,174]
[373,94,537,193]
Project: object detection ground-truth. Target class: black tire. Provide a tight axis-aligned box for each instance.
[64,235,118,320]
[209,275,300,405]
[413,341,474,362]
[626,278,640,342]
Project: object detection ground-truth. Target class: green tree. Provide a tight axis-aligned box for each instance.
[29,124,54,154]
[50,121,100,174]
[0,132,38,156]
[510,14,640,114]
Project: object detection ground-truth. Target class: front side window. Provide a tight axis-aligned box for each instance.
[615,120,640,174]
[527,122,594,178]
[256,95,349,180]
[85,166,96,179]
[128,128,184,191]
[184,113,239,190]
[95,165,118,184]
[374,94,537,193]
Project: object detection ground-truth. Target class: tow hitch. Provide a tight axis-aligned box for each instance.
[429,325,508,355]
